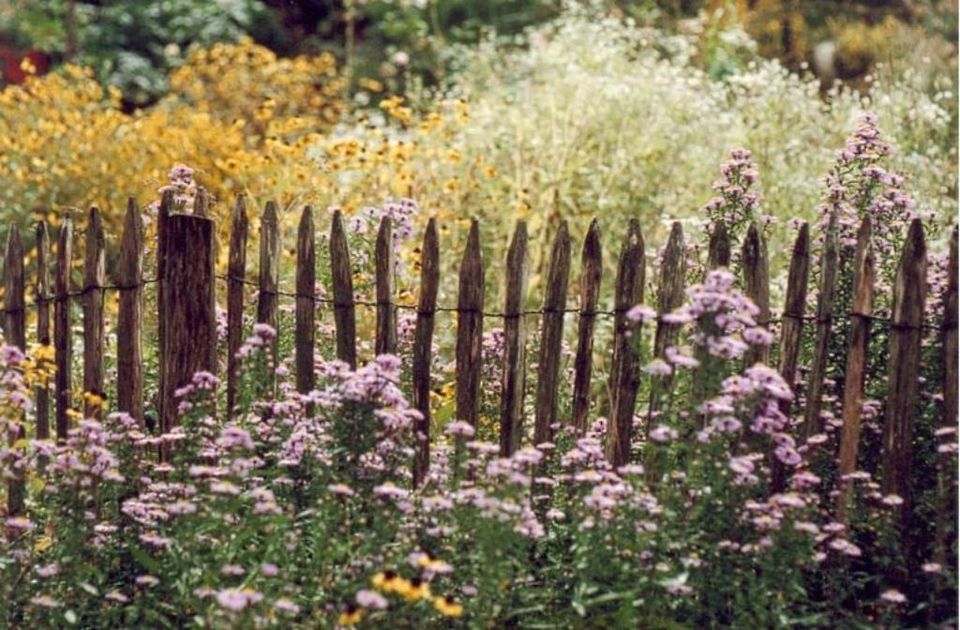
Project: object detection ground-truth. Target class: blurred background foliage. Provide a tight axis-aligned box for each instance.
[0,0,955,103]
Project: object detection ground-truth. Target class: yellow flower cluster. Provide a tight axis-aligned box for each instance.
[0,39,345,238]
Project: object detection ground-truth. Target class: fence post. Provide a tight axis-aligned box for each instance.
[160,214,217,437]
[572,219,602,434]
[648,221,686,421]
[193,187,209,217]
[606,219,645,467]
[116,198,144,422]
[83,207,105,419]
[375,216,397,356]
[770,223,811,490]
[499,221,529,456]
[226,195,248,420]
[935,226,958,569]
[455,219,484,429]
[35,221,51,441]
[4,227,25,349]
[742,222,770,367]
[706,223,731,274]
[156,189,173,429]
[257,200,280,391]
[330,210,357,368]
[412,219,440,486]
[881,219,926,524]
[533,221,571,446]
[4,226,25,515]
[777,223,810,412]
[54,219,73,442]
[836,217,874,520]
[802,211,840,438]
[295,205,316,396]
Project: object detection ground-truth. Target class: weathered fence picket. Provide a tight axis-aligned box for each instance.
[375,217,397,356]
[330,210,357,369]
[412,219,440,486]
[648,222,686,420]
[881,219,926,522]
[116,199,144,421]
[226,196,248,420]
[936,227,958,566]
[257,201,280,392]
[533,221,571,446]
[771,223,810,490]
[455,220,484,429]
[34,221,51,442]
[571,220,602,434]
[836,217,875,520]
[295,206,316,396]
[803,212,840,438]
[83,207,106,420]
[4,226,24,515]
[606,220,645,467]
[500,222,528,457]
[741,222,770,367]
[54,219,73,442]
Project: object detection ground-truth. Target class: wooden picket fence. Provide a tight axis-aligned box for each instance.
[2,191,957,556]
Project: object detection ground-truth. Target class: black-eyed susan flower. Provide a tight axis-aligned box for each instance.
[372,570,409,595]
[398,577,431,601]
[337,604,364,626]
[434,596,464,617]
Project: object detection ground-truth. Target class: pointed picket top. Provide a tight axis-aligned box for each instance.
[706,222,731,272]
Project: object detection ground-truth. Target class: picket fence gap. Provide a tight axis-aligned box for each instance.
[0,196,954,558]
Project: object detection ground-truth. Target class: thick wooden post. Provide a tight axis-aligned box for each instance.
[836,218,875,519]
[160,215,217,435]
[881,219,926,522]
[533,221,571,446]
[82,207,105,419]
[257,201,280,386]
[116,199,144,421]
[455,219,484,429]
[295,206,316,396]
[499,222,529,456]
[803,212,840,438]
[330,210,357,368]
[54,219,73,442]
[375,217,397,356]
[648,222,686,419]
[35,221,51,441]
[412,219,440,486]
[4,226,25,515]
[606,220,645,467]
[226,196,248,419]
[571,219,602,434]
[741,222,770,367]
